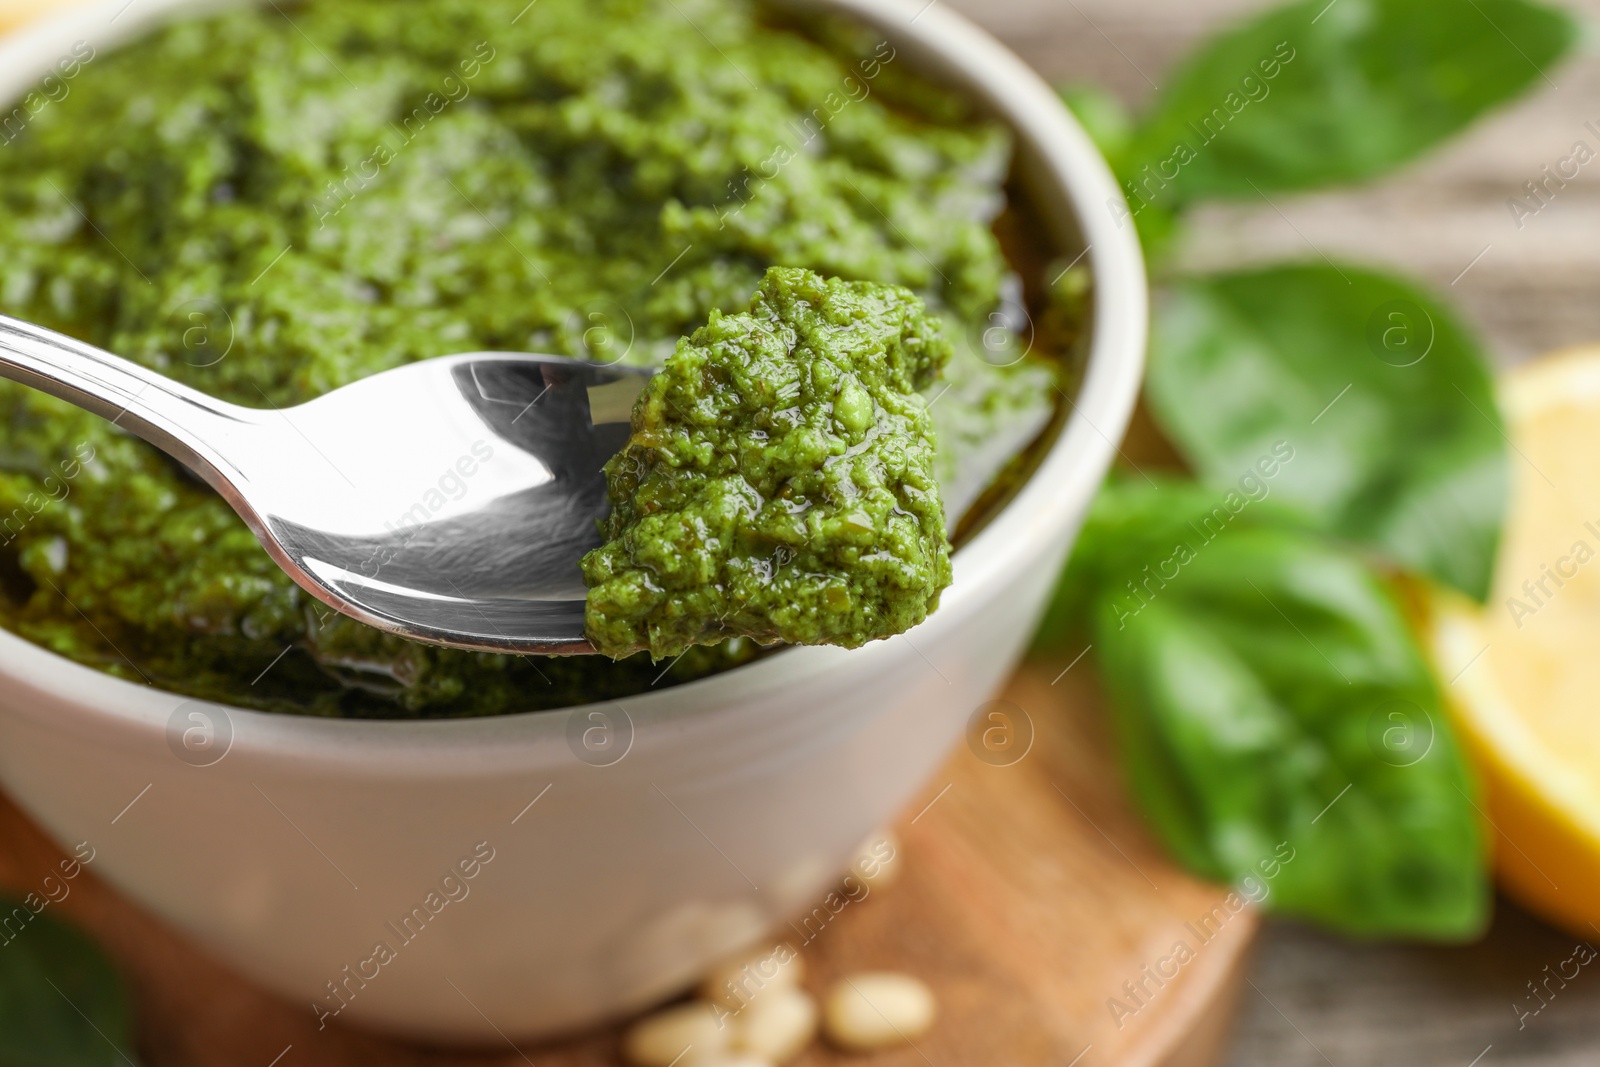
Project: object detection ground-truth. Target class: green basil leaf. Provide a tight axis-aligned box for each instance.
[1120,0,1578,207]
[0,896,137,1067]
[1032,477,1304,652]
[1058,84,1180,265]
[1147,264,1508,601]
[1059,84,1133,163]
[1071,479,1488,939]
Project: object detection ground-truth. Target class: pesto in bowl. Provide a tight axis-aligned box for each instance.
[0,0,1070,717]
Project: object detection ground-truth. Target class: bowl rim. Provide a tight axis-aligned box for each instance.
[0,0,1147,756]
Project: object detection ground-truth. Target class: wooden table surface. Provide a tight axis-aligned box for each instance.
[943,0,1600,1064]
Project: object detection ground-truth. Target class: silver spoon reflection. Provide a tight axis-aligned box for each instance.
[0,315,652,654]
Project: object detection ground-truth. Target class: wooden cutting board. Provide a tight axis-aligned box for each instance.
[0,660,1256,1067]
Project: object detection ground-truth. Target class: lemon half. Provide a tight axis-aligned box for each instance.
[1429,347,1600,937]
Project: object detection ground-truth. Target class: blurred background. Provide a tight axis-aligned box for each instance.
[947,0,1600,1062]
[963,0,1600,364]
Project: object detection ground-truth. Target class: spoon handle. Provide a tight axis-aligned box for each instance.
[0,313,257,478]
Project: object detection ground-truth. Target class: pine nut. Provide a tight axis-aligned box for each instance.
[621,1001,729,1067]
[822,973,936,1051]
[698,943,804,1010]
[734,986,818,1064]
[850,831,900,890]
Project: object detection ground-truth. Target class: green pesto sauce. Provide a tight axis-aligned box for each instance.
[583,267,953,659]
[0,0,1059,718]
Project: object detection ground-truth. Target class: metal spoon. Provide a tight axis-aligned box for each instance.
[0,314,652,655]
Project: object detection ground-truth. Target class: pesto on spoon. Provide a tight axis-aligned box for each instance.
[582,267,954,659]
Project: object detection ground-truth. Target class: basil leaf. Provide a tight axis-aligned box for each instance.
[1059,84,1181,266]
[1069,479,1488,939]
[1058,84,1133,163]
[0,897,137,1067]
[1120,0,1578,207]
[1147,264,1507,601]
[1033,477,1303,652]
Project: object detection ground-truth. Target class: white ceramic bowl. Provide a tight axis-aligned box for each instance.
[0,0,1145,1043]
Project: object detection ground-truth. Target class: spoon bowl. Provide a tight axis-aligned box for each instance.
[0,315,651,653]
